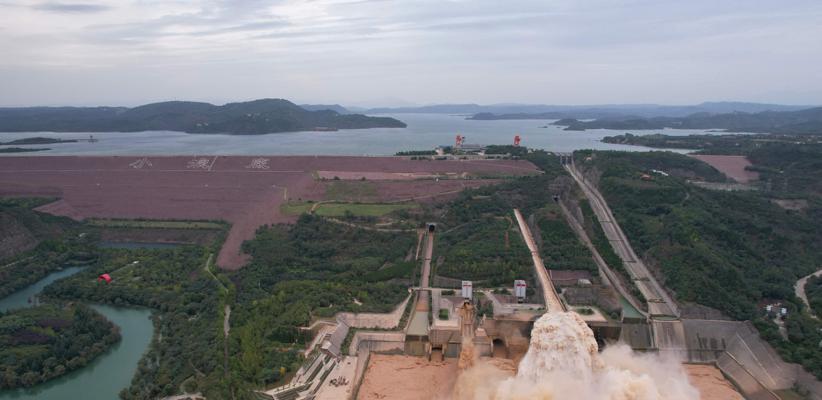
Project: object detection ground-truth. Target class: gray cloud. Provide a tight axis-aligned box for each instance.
[0,0,821,106]
[33,2,110,13]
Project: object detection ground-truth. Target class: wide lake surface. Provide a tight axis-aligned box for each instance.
[0,113,722,156]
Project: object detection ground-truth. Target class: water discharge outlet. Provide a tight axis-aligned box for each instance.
[453,312,699,400]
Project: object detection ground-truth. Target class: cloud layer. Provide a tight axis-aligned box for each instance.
[1,0,821,106]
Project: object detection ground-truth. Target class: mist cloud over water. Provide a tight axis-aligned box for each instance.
[453,312,699,400]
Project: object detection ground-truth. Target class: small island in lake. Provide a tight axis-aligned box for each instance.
[0,137,78,146]
[0,147,51,153]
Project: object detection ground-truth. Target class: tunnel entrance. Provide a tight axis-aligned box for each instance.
[430,346,444,362]
[492,338,507,358]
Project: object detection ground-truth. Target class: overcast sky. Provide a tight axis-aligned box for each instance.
[1,0,821,107]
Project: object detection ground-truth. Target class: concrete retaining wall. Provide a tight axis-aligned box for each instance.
[717,353,780,400]
[337,294,411,330]
[683,319,822,399]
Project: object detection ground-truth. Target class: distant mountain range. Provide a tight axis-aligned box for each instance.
[552,107,822,135]
[0,99,404,134]
[361,102,812,119]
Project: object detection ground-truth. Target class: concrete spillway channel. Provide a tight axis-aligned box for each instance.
[564,163,678,318]
[555,200,648,319]
[405,230,434,356]
[420,231,434,289]
[513,208,566,313]
[564,161,686,355]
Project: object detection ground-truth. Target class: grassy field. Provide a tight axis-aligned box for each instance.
[774,390,804,400]
[86,219,226,230]
[325,181,378,201]
[282,202,417,217]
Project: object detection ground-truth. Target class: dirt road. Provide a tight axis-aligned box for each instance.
[795,268,822,316]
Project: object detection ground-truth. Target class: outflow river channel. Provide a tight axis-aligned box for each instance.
[0,267,154,400]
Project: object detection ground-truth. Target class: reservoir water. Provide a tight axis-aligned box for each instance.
[0,267,86,312]
[0,269,154,400]
[0,113,717,156]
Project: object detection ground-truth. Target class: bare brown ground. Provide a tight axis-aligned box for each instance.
[690,155,759,183]
[683,364,744,400]
[0,156,536,269]
[358,355,457,400]
[773,198,809,211]
[357,355,516,400]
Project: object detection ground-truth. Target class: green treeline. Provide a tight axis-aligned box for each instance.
[237,214,415,306]
[19,210,418,399]
[433,151,588,286]
[0,304,120,389]
[536,203,597,274]
[0,198,97,298]
[580,150,822,319]
[437,218,531,285]
[395,150,437,156]
[43,246,226,399]
[225,214,416,396]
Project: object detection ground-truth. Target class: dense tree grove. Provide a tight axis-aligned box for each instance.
[747,143,822,214]
[0,304,120,389]
[237,214,415,307]
[437,218,531,285]
[598,136,822,217]
[43,246,227,399]
[535,203,598,274]
[430,151,567,286]
[0,198,97,298]
[484,145,529,157]
[5,208,419,399]
[759,276,822,379]
[429,151,605,290]
[215,214,414,398]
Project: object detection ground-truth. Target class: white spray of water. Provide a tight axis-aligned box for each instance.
[453,312,699,400]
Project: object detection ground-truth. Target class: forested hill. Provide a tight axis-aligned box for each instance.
[553,107,822,135]
[0,99,406,134]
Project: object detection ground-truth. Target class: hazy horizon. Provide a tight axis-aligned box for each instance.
[1,0,821,107]
[0,98,819,110]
